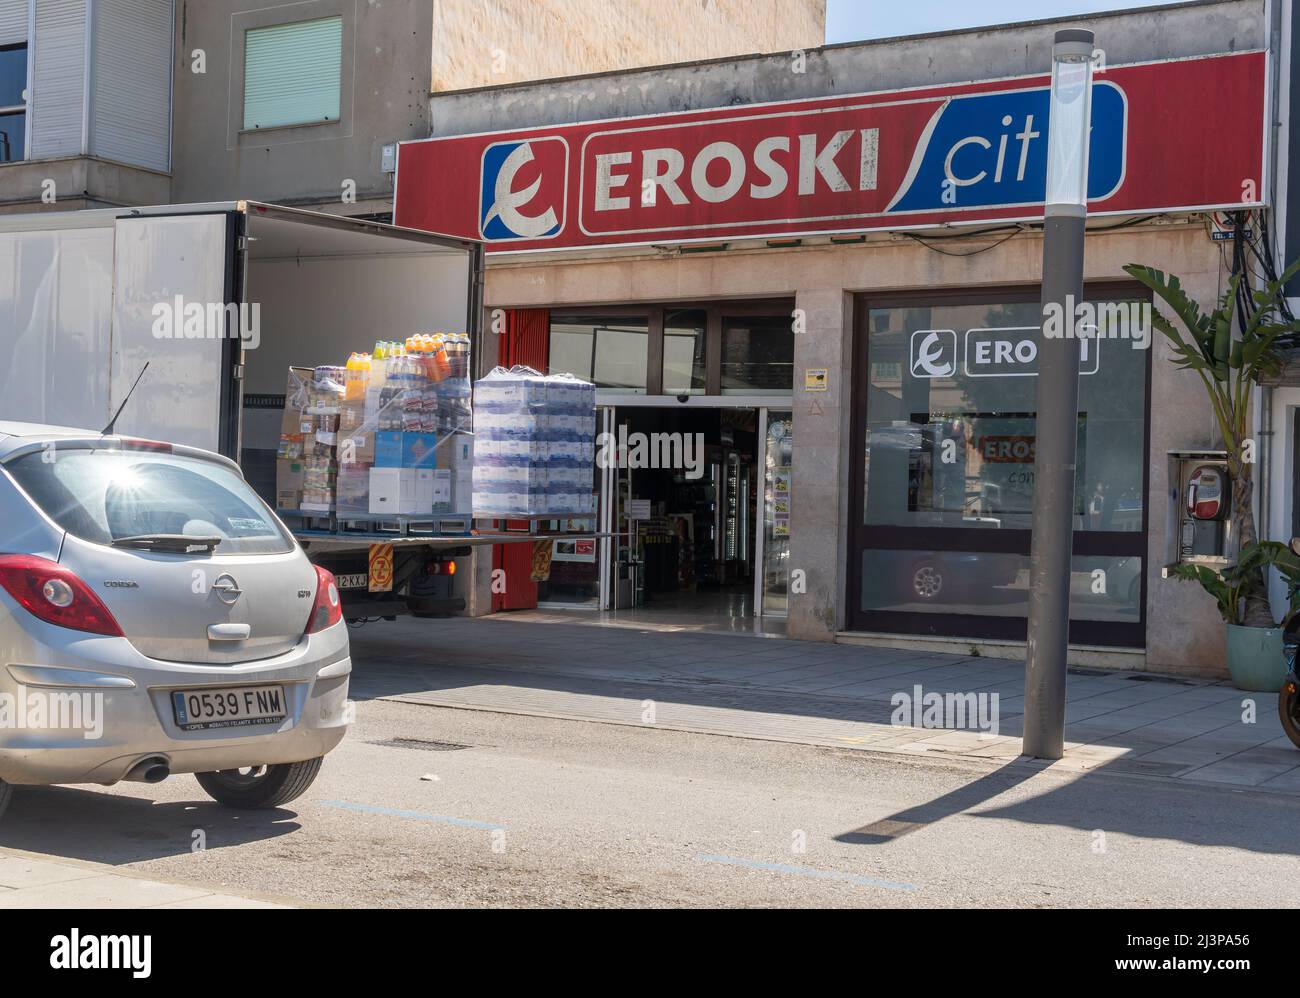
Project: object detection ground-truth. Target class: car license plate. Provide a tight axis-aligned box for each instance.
[172,685,287,731]
[335,573,367,589]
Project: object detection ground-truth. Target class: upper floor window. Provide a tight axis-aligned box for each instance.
[0,43,26,163]
[243,17,342,131]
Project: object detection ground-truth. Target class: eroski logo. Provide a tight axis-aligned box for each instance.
[910,330,957,379]
[479,137,568,241]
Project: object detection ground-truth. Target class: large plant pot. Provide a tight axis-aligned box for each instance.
[1224,624,1286,692]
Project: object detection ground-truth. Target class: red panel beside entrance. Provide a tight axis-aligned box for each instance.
[492,309,550,611]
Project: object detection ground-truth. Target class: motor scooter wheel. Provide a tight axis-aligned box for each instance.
[1279,679,1300,750]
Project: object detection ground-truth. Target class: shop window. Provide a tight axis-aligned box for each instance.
[852,291,1149,647]
[243,17,342,130]
[862,298,1146,532]
[0,43,26,163]
[548,314,648,393]
[662,308,706,395]
[721,315,794,394]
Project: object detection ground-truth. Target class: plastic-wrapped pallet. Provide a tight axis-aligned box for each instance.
[472,366,596,517]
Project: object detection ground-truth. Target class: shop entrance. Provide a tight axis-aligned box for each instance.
[606,404,753,624]
[535,400,792,630]
[602,403,791,628]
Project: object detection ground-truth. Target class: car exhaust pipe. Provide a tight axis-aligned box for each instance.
[123,757,170,784]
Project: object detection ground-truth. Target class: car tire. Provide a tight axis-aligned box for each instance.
[194,757,323,809]
[1279,683,1300,751]
[0,778,12,823]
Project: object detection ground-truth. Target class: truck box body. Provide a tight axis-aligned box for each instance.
[0,201,486,620]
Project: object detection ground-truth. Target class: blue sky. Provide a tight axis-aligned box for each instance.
[825,0,1172,43]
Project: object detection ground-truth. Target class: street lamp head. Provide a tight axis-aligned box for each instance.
[1045,28,1096,215]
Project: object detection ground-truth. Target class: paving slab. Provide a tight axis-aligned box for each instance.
[0,849,301,909]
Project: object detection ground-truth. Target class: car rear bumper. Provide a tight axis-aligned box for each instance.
[0,606,352,786]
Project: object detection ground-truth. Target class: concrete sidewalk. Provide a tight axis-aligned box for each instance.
[0,849,295,908]
[349,613,1300,793]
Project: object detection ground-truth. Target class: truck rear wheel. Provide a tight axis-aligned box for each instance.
[195,758,323,809]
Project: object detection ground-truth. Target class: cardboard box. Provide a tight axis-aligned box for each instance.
[375,431,438,469]
[281,366,314,435]
[275,459,304,510]
[369,467,436,516]
[338,431,375,466]
[339,400,366,434]
[335,465,372,517]
[450,466,472,512]
[436,432,474,473]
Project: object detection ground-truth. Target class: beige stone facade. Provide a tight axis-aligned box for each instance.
[431,0,826,91]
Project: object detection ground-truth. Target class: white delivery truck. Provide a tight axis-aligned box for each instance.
[0,200,487,621]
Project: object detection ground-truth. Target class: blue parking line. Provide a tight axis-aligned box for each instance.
[695,853,918,892]
[320,799,505,831]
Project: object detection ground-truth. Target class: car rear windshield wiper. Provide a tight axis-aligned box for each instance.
[111,534,223,553]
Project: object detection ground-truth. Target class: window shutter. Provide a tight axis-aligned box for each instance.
[243,15,341,131]
[0,0,27,48]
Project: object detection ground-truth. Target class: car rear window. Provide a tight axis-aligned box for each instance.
[4,447,295,555]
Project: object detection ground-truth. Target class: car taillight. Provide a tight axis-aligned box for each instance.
[424,559,456,576]
[305,565,342,633]
[0,554,124,636]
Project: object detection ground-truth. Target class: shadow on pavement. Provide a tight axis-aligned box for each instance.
[831,755,1300,857]
[0,784,301,865]
[836,761,1043,844]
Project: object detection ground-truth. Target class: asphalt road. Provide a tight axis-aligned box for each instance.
[1,698,1297,907]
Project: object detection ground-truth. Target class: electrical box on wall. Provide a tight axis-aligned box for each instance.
[1162,450,1235,575]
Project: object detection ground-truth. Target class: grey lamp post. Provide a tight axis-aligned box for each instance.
[1023,28,1095,761]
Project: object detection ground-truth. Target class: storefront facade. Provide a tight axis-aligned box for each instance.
[396,0,1289,676]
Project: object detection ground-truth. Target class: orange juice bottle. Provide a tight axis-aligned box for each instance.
[344,352,370,402]
[431,333,451,382]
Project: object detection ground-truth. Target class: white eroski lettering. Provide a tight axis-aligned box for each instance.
[750,136,790,199]
[594,151,632,211]
[641,148,689,206]
[691,142,746,204]
[798,130,852,195]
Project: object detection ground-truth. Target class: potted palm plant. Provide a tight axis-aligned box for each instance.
[1123,258,1300,688]
[1171,542,1300,690]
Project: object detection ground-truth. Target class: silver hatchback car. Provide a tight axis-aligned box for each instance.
[0,422,352,821]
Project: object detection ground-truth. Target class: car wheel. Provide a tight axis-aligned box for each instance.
[911,562,944,600]
[194,758,323,809]
[1279,682,1300,751]
[0,778,11,822]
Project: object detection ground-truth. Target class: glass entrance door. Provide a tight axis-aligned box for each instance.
[755,408,793,617]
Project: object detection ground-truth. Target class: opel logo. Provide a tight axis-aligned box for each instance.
[211,574,243,605]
